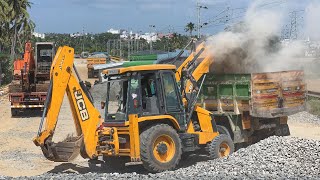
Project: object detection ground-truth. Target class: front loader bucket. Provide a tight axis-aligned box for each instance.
[41,136,82,162]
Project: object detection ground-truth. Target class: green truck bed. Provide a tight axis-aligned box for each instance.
[198,71,306,118]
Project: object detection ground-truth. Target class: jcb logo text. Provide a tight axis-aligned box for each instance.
[74,90,89,121]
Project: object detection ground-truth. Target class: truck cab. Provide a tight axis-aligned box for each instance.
[35,42,55,82]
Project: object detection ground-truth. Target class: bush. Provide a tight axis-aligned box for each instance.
[0,54,12,86]
[307,99,320,116]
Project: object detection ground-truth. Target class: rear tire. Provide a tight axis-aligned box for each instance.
[140,124,182,172]
[88,69,93,78]
[281,124,290,136]
[275,124,290,136]
[207,134,234,159]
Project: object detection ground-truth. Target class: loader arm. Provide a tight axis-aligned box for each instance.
[175,42,213,84]
[33,46,101,162]
[174,41,214,124]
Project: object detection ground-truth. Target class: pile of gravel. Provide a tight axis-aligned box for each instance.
[289,111,320,125]
[89,54,107,58]
[5,136,320,179]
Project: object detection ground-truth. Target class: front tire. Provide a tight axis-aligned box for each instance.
[207,134,234,159]
[140,124,182,172]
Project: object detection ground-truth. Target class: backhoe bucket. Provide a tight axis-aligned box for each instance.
[41,136,82,162]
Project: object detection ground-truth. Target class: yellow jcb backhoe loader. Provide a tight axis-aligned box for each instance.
[33,41,234,172]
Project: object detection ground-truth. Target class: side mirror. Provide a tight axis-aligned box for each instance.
[101,101,105,109]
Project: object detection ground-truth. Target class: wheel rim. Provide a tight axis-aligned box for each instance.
[152,134,175,163]
[219,142,231,157]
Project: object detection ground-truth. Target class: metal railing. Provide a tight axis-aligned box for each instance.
[307,91,320,98]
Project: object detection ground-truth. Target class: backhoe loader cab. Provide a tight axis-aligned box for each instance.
[102,65,185,128]
[34,45,234,173]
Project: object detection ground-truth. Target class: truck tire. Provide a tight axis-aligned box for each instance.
[140,124,182,172]
[275,124,290,136]
[207,134,234,159]
[11,109,18,117]
[281,124,290,136]
[88,69,93,78]
[217,125,231,138]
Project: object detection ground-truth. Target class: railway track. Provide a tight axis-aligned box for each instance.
[308,91,320,98]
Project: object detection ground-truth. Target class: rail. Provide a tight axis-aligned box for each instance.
[307,91,320,98]
[110,56,121,62]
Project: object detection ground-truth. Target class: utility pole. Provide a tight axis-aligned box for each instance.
[82,26,85,52]
[197,2,208,39]
[290,11,298,40]
[107,40,110,54]
[0,60,2,87]
[149,25,156,53]
[288,10,304,40]
[167,26,174,53]
[119,39,122,57]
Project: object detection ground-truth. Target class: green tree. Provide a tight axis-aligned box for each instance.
[7,0,34,59]
[185,22,195,37]
[0,0,34,85]
[0,0,11,52]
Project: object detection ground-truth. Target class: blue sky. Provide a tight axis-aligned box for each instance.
[29,0,314,34]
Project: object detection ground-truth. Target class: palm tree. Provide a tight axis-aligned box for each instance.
[185,22,195,37]
[0,0,34,86]
[7,0,33,59]
[0,0,10,52]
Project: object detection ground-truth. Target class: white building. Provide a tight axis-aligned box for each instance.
[33,32,45,39]
[139,32,158,42]
[107,28,121,34]
[70,32,88,38]
[108,28,159,42]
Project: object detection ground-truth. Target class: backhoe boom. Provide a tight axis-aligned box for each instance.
[33,46,101,161]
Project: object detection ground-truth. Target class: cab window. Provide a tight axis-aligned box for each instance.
[162,72,181,112]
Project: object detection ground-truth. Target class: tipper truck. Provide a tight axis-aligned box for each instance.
[9,42,55,116]
[198,71,306,147]
[87,52,111,78]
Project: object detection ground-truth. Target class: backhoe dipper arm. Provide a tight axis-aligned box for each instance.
[33,46,101,162]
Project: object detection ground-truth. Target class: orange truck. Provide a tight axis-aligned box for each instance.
[9,42,55,116]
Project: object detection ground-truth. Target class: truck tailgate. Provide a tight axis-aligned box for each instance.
[251,70,306,118]
[87,58,106,68]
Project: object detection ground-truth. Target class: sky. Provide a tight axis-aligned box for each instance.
[29,0,314,35]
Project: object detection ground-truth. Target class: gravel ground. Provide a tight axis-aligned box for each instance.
[2,136,319,179]
[289,111,320,125]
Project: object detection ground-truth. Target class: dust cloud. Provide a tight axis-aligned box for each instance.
[305,2,320,41]
[206,1,320,74]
